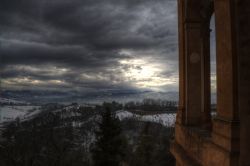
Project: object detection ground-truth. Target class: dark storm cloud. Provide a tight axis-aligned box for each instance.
[0,39,123,68]
[0,0,178,91]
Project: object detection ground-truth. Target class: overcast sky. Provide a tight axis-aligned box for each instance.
[0,0,180,93]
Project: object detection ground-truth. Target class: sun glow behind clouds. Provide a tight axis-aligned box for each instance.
[119,57,176,90]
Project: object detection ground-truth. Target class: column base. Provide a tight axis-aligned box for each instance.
[171,124,240,166]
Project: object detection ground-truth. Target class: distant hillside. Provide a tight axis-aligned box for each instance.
[1,90,179,104]
[0,97,28,105]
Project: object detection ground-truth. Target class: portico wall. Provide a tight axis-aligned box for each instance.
[171,0,250,166]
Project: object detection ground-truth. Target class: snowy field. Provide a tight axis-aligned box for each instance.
[0,106,40,123]
[0,97,28,105]
[116,110,176,127]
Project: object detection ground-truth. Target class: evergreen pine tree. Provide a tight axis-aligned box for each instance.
[92,106,127,166]
[131,122,156,166]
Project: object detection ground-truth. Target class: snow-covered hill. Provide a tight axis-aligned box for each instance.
[0,97,28,105]
[0,105,40,123]
[116,110,176,127]
[0,97,40,123]
[1,101,176,128]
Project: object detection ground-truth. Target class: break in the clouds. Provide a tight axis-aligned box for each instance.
[0,0,179,93]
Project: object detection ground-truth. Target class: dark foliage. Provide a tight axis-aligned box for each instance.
[0,101,175,166]
[92,106,128,166]
[0,112,86,166]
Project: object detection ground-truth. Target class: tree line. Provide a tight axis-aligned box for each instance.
[124,99,178,112]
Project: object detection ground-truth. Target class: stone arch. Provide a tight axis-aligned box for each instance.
[172,0,250,165]
[200,0,215,131]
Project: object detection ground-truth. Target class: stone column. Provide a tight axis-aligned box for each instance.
[212,0,240,164]
[236,1,250,165]
[184,20,203,126]
[201,21,212,131]
[176,0,186,125]
[177,0,204,127]
[177,0,214,130]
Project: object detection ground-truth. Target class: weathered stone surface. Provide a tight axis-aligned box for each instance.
[172,0,250,165]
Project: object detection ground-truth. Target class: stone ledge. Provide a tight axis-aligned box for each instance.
[170,140,201,166]
[172,124,239,166]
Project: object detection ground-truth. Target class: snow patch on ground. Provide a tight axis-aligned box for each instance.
[0,106,40,123]
[116,110,176,127]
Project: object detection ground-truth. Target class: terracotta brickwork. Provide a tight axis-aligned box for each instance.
[171,0,250,166]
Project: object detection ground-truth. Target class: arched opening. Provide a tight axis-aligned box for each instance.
[172,1,248,165]
[210,14,217,117]
[200,4,215,131]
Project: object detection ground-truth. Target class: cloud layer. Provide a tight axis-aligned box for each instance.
[0,0,179,93]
